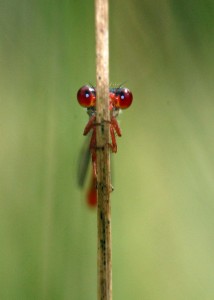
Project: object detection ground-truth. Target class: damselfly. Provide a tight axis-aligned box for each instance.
[77,85,133,206]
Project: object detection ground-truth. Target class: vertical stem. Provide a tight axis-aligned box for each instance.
[95,0,112,300]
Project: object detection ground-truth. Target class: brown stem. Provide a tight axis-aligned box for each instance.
[95,0,112,299]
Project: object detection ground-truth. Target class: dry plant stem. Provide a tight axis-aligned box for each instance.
[95,0,112,299]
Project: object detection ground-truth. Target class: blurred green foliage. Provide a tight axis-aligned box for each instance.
[0,0,214,299]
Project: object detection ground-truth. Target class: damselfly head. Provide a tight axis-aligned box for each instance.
[77,84,133,110]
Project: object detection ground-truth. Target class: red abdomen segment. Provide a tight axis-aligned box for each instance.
[87,174,97,207]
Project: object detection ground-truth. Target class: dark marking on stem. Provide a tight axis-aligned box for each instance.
[101,123,105,134]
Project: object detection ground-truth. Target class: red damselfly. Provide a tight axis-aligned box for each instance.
[77,85,133,207]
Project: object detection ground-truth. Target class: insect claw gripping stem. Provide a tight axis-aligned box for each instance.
[83,115,96,136]
[77,85,133,206]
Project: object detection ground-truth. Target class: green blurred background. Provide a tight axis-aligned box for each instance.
[1,0,214,299]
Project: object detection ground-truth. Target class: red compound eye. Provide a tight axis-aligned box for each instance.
[116,88,133,109]
[77,85,96,107]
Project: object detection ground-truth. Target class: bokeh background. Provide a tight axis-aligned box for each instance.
[1,0,214,299]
